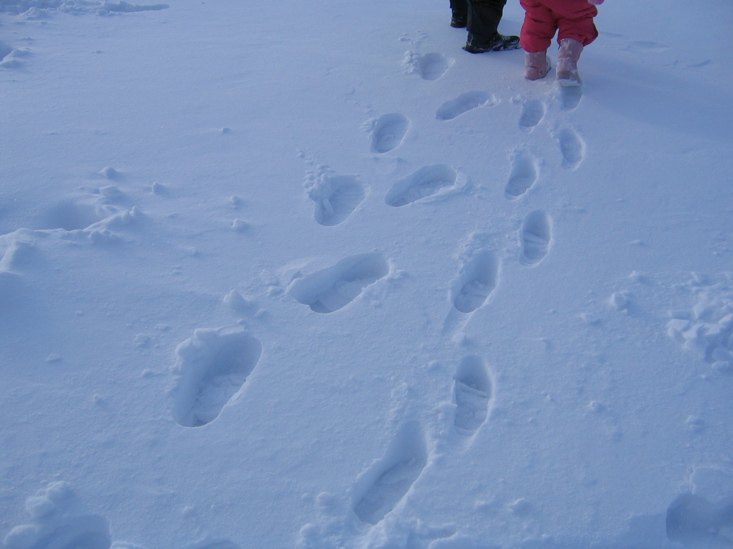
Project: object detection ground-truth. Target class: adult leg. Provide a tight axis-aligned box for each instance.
[464,0,520,53]
[450,0,468,28]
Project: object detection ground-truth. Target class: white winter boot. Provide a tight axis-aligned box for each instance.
[524,51,550,81]
[556,38,583,86]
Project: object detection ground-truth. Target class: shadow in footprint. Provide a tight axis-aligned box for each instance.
[436,91,496,121]
[454,356,492,436]
[288,253,389,313]
[415,53,452,81]
[172,328,262,427]
[505,153,538,200]
[557,128,585,170]
[666,493,733,548]
[520,210,552,266]
[519,99,545,131]
[453,250,498,313]
[371,113,409,154]
[385,165,458,207]
[352,421,427,525]
[559,86,583,111]
[309,175,366,227]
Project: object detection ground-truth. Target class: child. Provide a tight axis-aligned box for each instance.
[520,0,604,85]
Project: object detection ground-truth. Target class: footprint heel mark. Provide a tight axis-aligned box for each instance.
[385,165,459,207]
[558,128,585,169]
[518,99,545,131]
[307,174,366,226]
[436,91,496,121]
[371,113,409,154]
[520,210,552,266]
[172,327,262,427]
[453,249,499,313]
[505,152,538,200]
[352,422,428,525]
[454,356,492,436]
[414,52,452,81]
[288,253,389,313]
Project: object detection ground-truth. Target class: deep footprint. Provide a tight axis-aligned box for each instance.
[453,250,499,313]
[518,99,545,131]
[454,356,492,436]
[436,91,496,121]
[385,165,457,207]
[371,113,409,153]
[505,153,538,199]
[309,175,366,226]
[558,128,585,170]
[353,422,427,525]
[520,210,552,266]
[288,253,389,313]
[172,327,262,427]
[415,52,451,81]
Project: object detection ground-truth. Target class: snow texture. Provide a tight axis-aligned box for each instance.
[1,0,733,547]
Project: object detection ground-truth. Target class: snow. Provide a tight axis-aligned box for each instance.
[1,0,732,547]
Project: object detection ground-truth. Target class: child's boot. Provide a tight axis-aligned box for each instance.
[556,38,583,86]
[525,51,550,81]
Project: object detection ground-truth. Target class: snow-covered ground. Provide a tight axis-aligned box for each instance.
[2,1,732,547]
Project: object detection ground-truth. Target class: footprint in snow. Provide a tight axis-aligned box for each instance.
[414,52,452,81]
[436,91,496,121]
[520,210,552,266]
[454,356,493,437]
[171,327,262,427]
[559,85,583,111]
[557,128,585,169]
[371,113,409,154]
[385,165,461,207]
[307,174,366,226]
[452,249,499,314]
[288,253,389,313]
[518,99,545,131]
[505,152,538,200]
[4,481,111,549]
[352,422,427,525]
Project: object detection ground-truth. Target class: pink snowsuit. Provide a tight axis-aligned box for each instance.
[520,0,598,53]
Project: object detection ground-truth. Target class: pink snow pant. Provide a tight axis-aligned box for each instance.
[520,0,598,53]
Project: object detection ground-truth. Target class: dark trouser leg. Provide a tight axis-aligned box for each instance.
[464,0,519,52]
[450,0,468,27]
[467,0,506,41]
[451,0,468,18]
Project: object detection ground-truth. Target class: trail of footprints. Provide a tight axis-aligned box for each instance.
[161,42,587,543]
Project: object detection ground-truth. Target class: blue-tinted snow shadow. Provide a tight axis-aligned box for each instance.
[587,54,733,143]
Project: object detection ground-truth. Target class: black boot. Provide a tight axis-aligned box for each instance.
[464,32,520,53]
